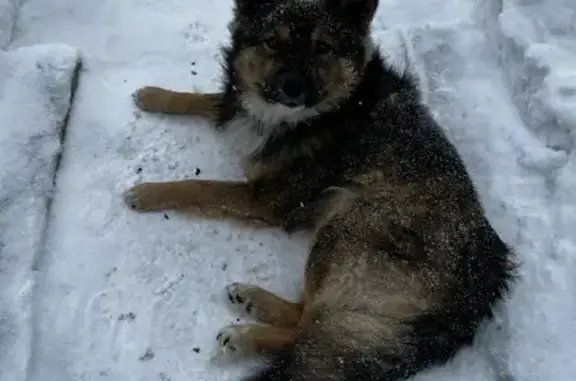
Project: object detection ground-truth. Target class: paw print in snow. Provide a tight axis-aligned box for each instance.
[181,22,210,43]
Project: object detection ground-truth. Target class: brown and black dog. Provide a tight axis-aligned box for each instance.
[124,0,516,379]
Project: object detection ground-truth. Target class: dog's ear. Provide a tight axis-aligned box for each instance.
[234,0,281,17]
[324,0,379,27]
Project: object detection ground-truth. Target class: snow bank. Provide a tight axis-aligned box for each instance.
[0,0,21,49]
[0,43,81,381]
[495,1,576,379]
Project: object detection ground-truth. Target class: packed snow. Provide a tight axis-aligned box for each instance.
[0,0,20,49]
[0,43,80,380]
[0,0,575,380]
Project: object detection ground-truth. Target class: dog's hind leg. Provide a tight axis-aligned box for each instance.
[133,86,222,118]
[216,324,296,356]
[225,283,303,328]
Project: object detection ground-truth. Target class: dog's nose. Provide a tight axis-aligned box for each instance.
[277,70,307,107]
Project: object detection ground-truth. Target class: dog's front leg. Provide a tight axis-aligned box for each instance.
[124,179,280,226]
[133,86,222,119]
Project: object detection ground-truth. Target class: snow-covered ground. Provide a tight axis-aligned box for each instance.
[0,0,575,380]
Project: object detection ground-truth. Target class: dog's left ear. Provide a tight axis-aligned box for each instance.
[324,0,379,27]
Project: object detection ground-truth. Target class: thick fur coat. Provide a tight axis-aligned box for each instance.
[125,0,516,379]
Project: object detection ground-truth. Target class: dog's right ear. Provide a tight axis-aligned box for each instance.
[234,0,281,17]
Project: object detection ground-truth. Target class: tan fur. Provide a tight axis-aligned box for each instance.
[125,179,280,226]
[229,26,362,110]
[217,324,297,354]
[227,283,303,327]
[134,86,221,117]
[317,57,359,106]
[233,47,277,93]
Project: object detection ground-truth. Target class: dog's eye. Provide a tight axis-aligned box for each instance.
[263,37,279,51]
[316,41,333,55]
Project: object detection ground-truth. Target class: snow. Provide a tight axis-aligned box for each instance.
[0,43,80,381]
[0,0,20,49]
[0,0,575,380]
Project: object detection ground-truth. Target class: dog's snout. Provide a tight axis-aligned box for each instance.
[277,70,307,107]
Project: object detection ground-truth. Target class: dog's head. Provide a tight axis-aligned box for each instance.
[226,0,378,124]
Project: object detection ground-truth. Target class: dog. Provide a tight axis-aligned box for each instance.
[124,0,516,379]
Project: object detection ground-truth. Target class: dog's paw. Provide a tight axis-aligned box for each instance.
[225,283,260,318]
[123,183,163,212]
[132,86,168,112]
[215,325,254,356]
